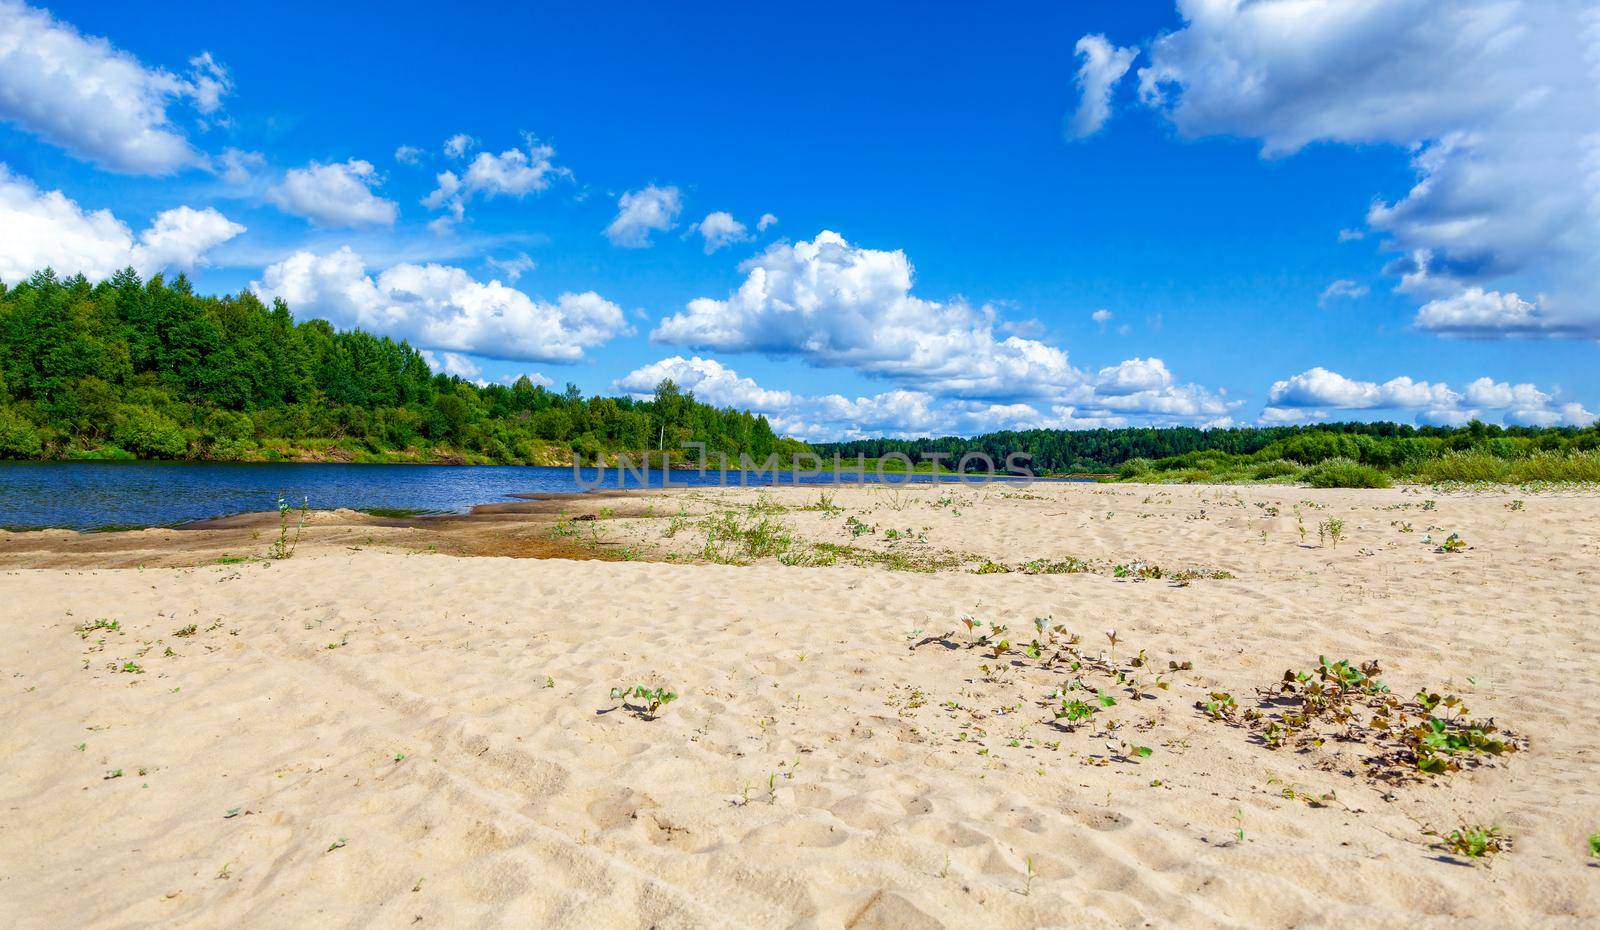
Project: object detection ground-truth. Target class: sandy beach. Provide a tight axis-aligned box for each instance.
[3,481,1598,928]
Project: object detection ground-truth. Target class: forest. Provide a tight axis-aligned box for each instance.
[817,420,1600,485]
[0,269,802,465]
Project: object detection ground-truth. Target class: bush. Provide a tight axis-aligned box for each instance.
[1411,449,1600,484]
[1117,457,1153,479]
[111,405,188,459]
[1304,457,1392,488]
[0,407,43,458]
[1251,459,1302,480]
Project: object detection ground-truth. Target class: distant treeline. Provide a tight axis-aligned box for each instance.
[816,421,1600,486]
[0,268,804,464]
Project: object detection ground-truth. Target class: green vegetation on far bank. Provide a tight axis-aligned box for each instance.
[0,268,805,465]
[819,421,1600,487]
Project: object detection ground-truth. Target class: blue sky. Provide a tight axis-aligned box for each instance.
[2,0,1595,437]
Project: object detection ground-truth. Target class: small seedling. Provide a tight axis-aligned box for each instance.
[1587,832,1599,859]
[76,618,120,638]
[1431,824,1508,860]
[327,838,347,853]
[610,684,678,719]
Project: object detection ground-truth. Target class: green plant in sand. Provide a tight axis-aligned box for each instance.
[269,495,309,560]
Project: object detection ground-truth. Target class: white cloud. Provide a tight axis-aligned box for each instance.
[500,371,553,388]
[654,230,1235,423]
[420,349,481,380]
[1094,357,1172,396]
[268,159,399,228]
[1115,0,1600,337]
[1264,366,1592,426]
[394,145,425,166]
[423,136,565,225]
[0,1,230,174]
[616,356,796,410]
[1091,308,1113,329]
[654,230,1073,397]
[1413,287,1576,338]
[252,247,630,363]
[757,213,779,232]
[443,133,476,159]
[1268,368,1457,410]
[605,184,682,248]
[132,205,246,272]
[1338,228,1365,243]
[485,252,536,282]
[615,355,1222,442]
[0,164,242,283]
[1318,279,1369,307]
[695,211,750,253]
[1066,34,1137,139]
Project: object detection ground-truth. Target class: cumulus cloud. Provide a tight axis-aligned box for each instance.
[695,211,750,253]
[251,247,629,363]
[1109,0,1600,337]
[131,205,246,272]
[442,133,476,159]
[1094,357,1172,396]
[0,164,242,283]
[1318,279,1369,307]
[616,355,1221,442]
[394,145,425,166]
[1091,308,1113,326]
[1413,287,1578,338]
[1066,34,1137,139]
[615,355,796,411]
[423,135,566,226]
[757,213,779,232]
[656,227,1228,419]
[653,230,1235,423]
[655,230,1071,397]
[0,1,230,174]
[1264,366,1593,427]
[605,184,682,248]
[419,349,481,380]
[268,159,399,228]
[500,371,553,388]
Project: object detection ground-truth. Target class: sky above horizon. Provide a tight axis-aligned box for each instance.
[1,0,1596,439]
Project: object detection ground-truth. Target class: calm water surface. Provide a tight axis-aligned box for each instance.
[0,461,1045,530]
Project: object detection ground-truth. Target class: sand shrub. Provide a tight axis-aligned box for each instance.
[1117,457,1153,479]
[1406,451,1512,484]
[1508,450,1600,482]
[1304,457,1392,488]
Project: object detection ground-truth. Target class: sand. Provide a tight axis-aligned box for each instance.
[2,481,1598,928]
